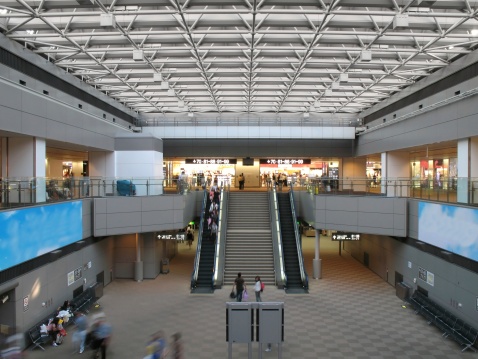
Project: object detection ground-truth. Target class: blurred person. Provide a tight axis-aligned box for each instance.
[145,330,168,359]
[72,311,88,354]
[170,332,184,359]
[0,331,24,359]
[90,316,112,359]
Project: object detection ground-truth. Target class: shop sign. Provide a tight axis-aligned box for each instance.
[259,159,311,165]
[23,295,29,312]
[331,232,360,241]
[185,158,237,164]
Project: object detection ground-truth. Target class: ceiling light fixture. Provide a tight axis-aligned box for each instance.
[132,49,144,61]
[360,50,372,62]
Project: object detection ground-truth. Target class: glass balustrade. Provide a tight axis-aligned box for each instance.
[0,176,476,210]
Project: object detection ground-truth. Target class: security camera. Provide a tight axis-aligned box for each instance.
[1,295,8,304]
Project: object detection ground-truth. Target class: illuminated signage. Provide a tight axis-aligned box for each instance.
[331,232,361,241]
[185,159,237,164]
[259,159,311,165]
[157,233,185,241]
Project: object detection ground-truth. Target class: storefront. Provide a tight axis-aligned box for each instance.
[366,160,381,187]
[163,157,343,189]
[165,158,237,188]
[410,158,457,189]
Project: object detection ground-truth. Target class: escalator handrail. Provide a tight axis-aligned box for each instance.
[190,188,208,289]
[213,187,227,288]
[289,184,309,289]
[271,186,287,286]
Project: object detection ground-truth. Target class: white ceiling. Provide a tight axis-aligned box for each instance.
[1,0,478,119]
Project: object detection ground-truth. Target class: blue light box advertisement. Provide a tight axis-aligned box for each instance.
[418,202,478,262]
[0,201,83,271]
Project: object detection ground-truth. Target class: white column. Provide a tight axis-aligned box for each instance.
[115,150,164,195]
[382,151,409,197]
[88,151,115,177]
[6,137,46,203]
[457,139,469,203]
[342,157,367,192]
[34,138,46,203]
[87,151,115,196]
[134,233,143,282]
[313,229,321,279]
[458,137,478,204]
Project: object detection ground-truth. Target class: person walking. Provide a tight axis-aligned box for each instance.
[170,332,184,359]
[238,173,245,190]
[90,316,112,359]
[72,311,88,354]
[233,272,246,302]
[254,276,262,302]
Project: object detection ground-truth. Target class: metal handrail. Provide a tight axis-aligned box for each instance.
[213,187,227,288]
[271,186,287,286]
[289,184,308,289]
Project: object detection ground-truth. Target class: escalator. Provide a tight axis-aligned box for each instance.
[277,192,308,293]
[191,190,221,293]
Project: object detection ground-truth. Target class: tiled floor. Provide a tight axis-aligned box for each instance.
[26,234,473,359]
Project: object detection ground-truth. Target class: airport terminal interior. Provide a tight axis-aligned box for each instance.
[1,0,478,357]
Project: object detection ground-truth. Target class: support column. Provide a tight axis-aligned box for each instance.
[134,233,143,282]
[342,157,367,192]
[458,137,478,204]
[115,135,164,195]
[382,151,409,197]
[313,229,321,279]
[5,137,46,203]
[457,139,469,203]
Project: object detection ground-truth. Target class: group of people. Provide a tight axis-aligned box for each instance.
[232,273,264,303]
[41,300,112,358]
[206,182,221,240]
[39,300,74,348]
[144,330,184,359]
[231,273,272,352]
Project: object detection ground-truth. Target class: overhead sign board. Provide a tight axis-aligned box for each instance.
[185,158,237,164]
[260,159,311,165]
[331,232,361,241]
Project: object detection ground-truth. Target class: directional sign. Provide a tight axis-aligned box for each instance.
[157,233,185,241]
[331,232,361,241]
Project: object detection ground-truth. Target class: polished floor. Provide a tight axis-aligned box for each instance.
[26,233,473,359]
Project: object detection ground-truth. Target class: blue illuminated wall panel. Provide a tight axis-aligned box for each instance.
[418,202,478,262]
[0,201,83,271]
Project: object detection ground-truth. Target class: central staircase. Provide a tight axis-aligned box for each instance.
[224,192,275,287]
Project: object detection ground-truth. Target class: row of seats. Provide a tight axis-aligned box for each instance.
[410,290,477,352]
[28,287,97,351]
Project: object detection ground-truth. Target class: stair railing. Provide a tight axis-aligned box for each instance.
[270,186,287,287]
[289,183,309,289]
[190,188,208,289]
[213,187,228,288]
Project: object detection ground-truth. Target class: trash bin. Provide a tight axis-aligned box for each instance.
[396,282,411,301]
[161,258,170,274]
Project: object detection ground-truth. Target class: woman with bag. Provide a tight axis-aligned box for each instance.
[254,276,262,302]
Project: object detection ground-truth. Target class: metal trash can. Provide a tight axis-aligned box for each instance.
[161,258,170,274]
[396,282,411,301]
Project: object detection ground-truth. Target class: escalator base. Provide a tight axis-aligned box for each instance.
[285,288,309,294]
[190,287,215,294]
